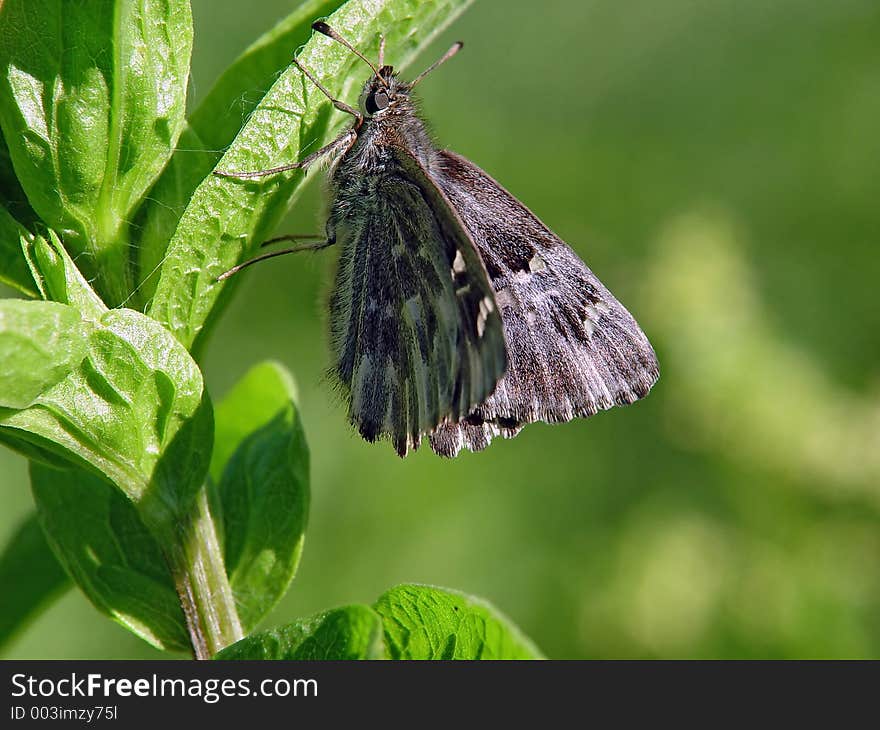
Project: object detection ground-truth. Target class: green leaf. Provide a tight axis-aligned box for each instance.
[0,127,39,230]
[21,230,108,320]
[135,0,346,308]
[374,584,544,659]
[211,360,302,482]
[0,205,36,297]
[0,0,193,305]
[0,512,70,650]
[147,0,475,352]
[214,605,385,660]
[0,306,212,533]
[0,125,40,297]
[30,463,189,652]
[213,361,309,631]
[0,299,88,409]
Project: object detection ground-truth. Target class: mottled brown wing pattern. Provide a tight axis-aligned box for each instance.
[428,150,659,457]
[328,147,507,456]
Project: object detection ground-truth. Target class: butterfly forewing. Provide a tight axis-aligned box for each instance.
[428,151,659,457]
[328,145,507,456]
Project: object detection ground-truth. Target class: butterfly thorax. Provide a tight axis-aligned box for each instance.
[335,74,438,177]
[328,98,441,273]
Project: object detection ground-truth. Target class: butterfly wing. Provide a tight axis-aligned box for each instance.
[328,146,507,456]
[428,150,659,457]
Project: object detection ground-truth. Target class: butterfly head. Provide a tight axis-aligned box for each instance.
[361,68,409,117]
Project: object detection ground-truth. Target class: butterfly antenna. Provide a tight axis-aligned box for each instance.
[312,21,389,88]
[411,42,463,87]
[378,34,386,67]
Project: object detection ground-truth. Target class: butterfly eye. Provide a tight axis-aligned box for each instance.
[366,89,390,114]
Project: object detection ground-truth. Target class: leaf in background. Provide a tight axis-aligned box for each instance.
[0,206,36,297]
[374,584,544,659]
[135,0,345,308]
[0,299,88,410]
[0,512,70,651]
[21,230,108,321]
[0,0,193,305]
[0,306,211,533]
[147,0,475,352]
[214,605,385,659]
[30,463,189,652]
[213,361,309,631]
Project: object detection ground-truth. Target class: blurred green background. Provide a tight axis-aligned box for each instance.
[3,0,880,658]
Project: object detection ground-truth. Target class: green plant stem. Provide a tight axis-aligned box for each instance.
[92,240,134,309]
[164,489,242,659]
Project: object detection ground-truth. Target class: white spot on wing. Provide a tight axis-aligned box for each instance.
[583,303,600,336]
[585,299,611,324]
[476,295,494,337]
[452,249,466,274]
[495,288,514,309]
[528,253,547,273]
[589,299,611,316]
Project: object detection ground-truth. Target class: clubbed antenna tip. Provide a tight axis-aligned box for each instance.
[310,20,388,87]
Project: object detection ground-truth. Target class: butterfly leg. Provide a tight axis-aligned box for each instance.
[213,130,355,179]
[217,224,337,281]
[214,56,362,179]
[291,58,363,125]
[260,233,321,248]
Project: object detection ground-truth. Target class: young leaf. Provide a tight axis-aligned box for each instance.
[0,0,193,304]
[0,306,211,533]
[214,605,385,660]
[374,584,544,659]
[0,299,88,409]
[147,0,475,352]
[213,361,309,631]
[21,230,108,321]
[211,360,303,482]
[0,206,36,297]
[30,463,189,652]
[135,0,346,307]
[0,512,70,650]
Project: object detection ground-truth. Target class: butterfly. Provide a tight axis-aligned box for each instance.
[217,21,659,458]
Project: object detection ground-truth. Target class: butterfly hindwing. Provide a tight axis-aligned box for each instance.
[328,145,507,456]
[428,150,659,457]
